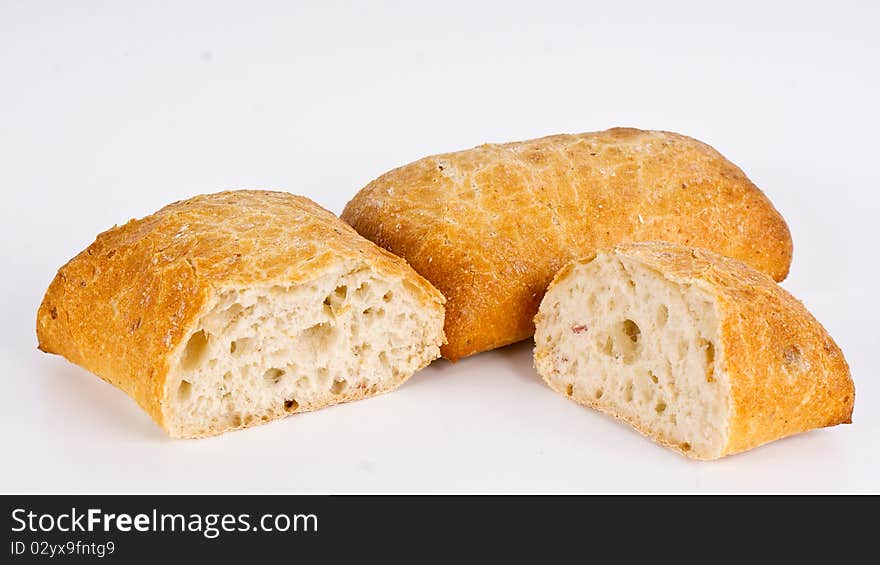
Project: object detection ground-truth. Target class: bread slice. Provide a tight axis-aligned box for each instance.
[36,191,446,438]
[534,242,853,459]
[342,127,793,361]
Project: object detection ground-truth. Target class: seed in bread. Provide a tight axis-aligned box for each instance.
[342,127,793,360]
[533,241,853,460]
[36,190,446,438]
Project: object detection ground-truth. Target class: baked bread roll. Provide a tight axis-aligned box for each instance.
[36,191,446,438]
[534,242,854,459]
[342,127,793,360]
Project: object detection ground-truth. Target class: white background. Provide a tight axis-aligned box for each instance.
[2,1,878,493]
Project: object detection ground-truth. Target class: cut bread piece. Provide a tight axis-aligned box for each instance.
[167,266,441,437]
[37,190,445,438]
[534,242,854,459]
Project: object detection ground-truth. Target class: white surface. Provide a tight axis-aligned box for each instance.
[2,0,878,493]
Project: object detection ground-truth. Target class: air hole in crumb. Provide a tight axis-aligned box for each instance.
[223,371,232,382]
[655,402,667,413]
[263,368,285,384]
[624,382,633,402]
[657,305,669,327]
[703,340,716,382]
[705,340,715,364]
[177,380,192,401]
[603,320,641,364]
[317,367,330,383]
[331,379,348,394]
[301,323,333,347]
[382,291,393,302]
[181,330,209,369]
[284,399,299,411]
[622,319,640,343]
[324,285,349,313]
[595,389,604,399]
[649,371,659,384]
[680,442,692,452]
[230,337,254,355]
[565,384,574,396]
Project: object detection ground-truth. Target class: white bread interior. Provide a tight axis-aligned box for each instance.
[534,254,728,459]
[165,264,444,438]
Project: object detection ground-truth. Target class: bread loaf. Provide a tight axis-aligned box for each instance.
[342,128,793,360]
[36,191,446,438]
[534,241,853,459]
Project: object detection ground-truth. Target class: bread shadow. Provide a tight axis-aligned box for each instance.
[399,357,453,390]
[37,357,167,441]
[403,338,542,390]
[490,339,544,385]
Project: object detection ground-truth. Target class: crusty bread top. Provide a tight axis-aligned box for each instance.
[546,241,853,457]
[36,190,445,428]
[343,127,793,360]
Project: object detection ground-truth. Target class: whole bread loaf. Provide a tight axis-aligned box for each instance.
[37,191,446,438]
[534,242,853,459]
[342,128,793,360]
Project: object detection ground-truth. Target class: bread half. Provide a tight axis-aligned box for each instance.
[37,191,446,438]
[343,128,793,360]
[534,242,853,459]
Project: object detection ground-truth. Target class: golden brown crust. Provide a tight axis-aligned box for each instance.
[36,190,445,433]
[342,127,793,360]
[544,242,853,458]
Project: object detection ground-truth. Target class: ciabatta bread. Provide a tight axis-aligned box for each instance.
[342,128,793,360]
[37,191,446,438]
[534,242,853,459]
